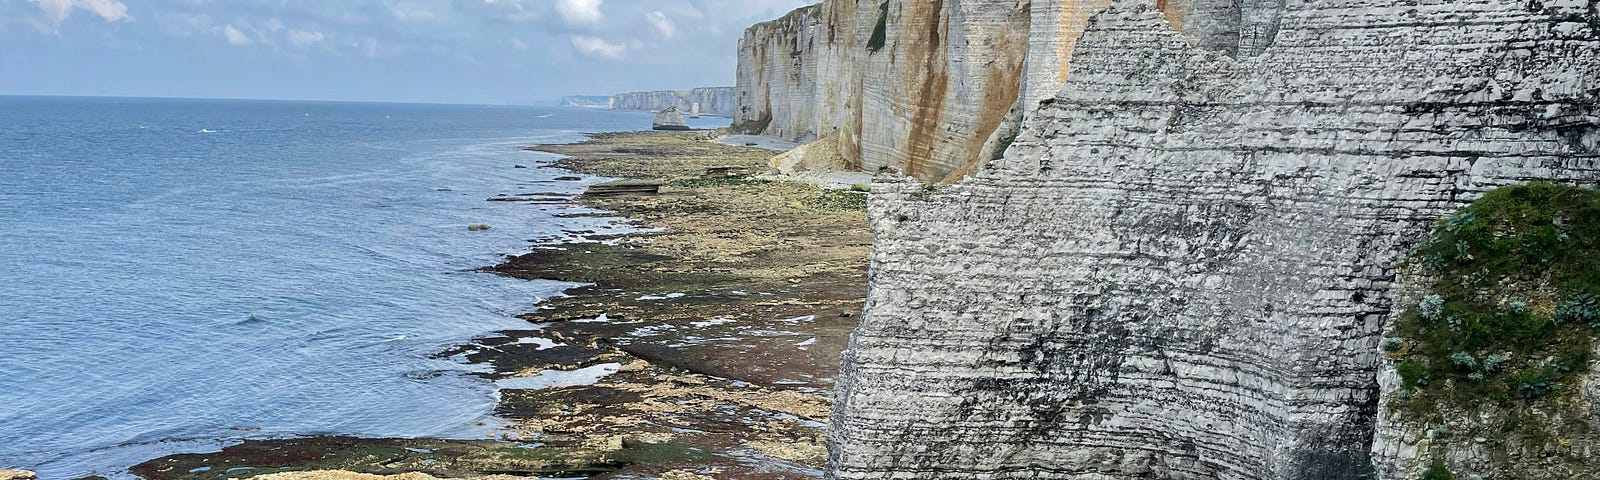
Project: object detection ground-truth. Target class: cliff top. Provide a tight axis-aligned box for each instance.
[744,3,822,36]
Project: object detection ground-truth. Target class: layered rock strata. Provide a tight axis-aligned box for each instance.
[735,1,1035,183]
[609,88,736,117]
[652,106,691,131]
[733,0,1272,184]
[690,87,736,116]
[610,90,692,113]
[830,1,1600,480]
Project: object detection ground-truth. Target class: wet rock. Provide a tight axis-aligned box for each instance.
[0,470,37,480]
[652,106,691,131]
[583,180,661,196]
[553,176,582,181]
[513,165,527,169]
[466,224,492,231]
[701,165,749,178]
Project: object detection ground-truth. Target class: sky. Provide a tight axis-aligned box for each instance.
[0,0,814,104]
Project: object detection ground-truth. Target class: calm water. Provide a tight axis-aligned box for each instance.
[0,96,729,478]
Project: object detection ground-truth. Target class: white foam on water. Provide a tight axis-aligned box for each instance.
[636,292,687,301]
[574,312,610,323]
[516,337,563,350]
[496,363,621,390]
[691,317,735,328]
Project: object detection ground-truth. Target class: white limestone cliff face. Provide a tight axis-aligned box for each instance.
[610,90,692,113]
[559,95,611,109]
[610,88,736,117]
[732,0,1246,184]
[735,1,1035,183]
[734,5,824,142]
[830,1,1600,480]
[689,87,737,117]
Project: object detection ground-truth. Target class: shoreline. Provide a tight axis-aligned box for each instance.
[127,130,869,480]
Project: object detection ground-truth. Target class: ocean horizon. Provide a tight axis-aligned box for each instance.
[0,96,730,479]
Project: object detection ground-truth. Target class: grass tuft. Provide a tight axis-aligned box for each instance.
[1390,182,1600,430]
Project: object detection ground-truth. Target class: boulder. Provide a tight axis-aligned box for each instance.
[0,470,37,480]
[651,106,691,131]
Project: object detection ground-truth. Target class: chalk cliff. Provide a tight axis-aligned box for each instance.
[735,1,1036,183]
[559,95,611,109]
[827,1,1600,480]
[733,0,1241,183]
[609,90,692,113]
[609,88,737,117]
[690,87,736,117]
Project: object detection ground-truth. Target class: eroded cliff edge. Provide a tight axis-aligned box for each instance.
[829,1,1600,480]
[733,0,1294,184]
[734,0,1034,184]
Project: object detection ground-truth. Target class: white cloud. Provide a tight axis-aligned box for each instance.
[455,0,539,22]
[645,11,675,39]
[400,8,444,22]
[288,29,325,47]
[510,38,530,50]
[30,0,127,27]
[556,0,602,25]
[569,35,624,59]
[222,24,250,45]
[358,37,379,58]
[157,12,213,36]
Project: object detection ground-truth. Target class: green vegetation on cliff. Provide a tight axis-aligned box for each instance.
[867,1,889,53]
[1421,463,1455,480]
[1389,182,1600,442]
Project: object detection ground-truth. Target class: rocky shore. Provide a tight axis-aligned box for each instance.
[128,130,869,480]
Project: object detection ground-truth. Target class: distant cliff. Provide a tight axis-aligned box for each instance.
[559,95,612,109]
[608,88,736,117]
[609,90,690,113]
[690,87,736,117]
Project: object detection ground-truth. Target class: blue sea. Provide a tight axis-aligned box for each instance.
[0,96,730,478]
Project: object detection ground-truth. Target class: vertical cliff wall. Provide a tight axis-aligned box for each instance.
[734,0,1234,184]
[609,90,692,113]
[609,88,737,116]
[736,0,1036,183]
[689,87,737,117]
[734,4,825,141]
[831,1,1600,480]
